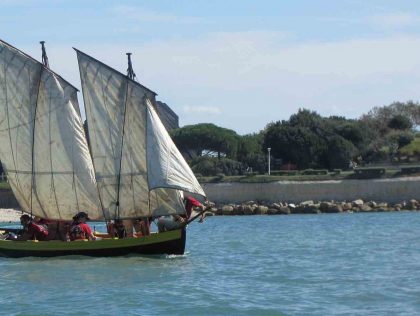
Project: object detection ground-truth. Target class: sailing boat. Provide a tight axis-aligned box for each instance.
[0,39,206,257]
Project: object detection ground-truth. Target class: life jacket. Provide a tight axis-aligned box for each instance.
[69,223,87,240]
[28,222,49,237]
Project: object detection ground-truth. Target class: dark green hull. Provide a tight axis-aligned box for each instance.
[0,229,186,258]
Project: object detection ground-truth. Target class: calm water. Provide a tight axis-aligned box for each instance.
[0,212,419,315]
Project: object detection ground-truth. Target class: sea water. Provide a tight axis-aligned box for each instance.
[0,212,419,315]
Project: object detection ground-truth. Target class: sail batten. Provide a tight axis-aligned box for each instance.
[0,40,102,220]
[77,49,205,218]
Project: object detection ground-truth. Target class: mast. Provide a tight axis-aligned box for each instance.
[30,42,46,216]
[114,53,135,218]
[39,41,49,68]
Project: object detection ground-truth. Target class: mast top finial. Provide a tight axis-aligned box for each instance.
[39,41,49,68]
[126,52,136,81]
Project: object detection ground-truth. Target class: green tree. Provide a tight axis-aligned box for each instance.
[326,135,356,169]
[388,114,412,130]
[191,157,244,176]
[362,101,420,131]
[170,123,239,159]
[263,121,327,169]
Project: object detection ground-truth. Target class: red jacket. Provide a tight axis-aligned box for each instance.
[24,222,49,241]
[185,196,202,219]
[69,223,93,240]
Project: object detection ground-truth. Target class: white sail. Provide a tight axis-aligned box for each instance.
[76,50,205,218]
[0,40,103,220]
[149,188,185,217]
[146,99,205,195]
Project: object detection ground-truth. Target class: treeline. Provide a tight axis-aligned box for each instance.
[170,101,420,176]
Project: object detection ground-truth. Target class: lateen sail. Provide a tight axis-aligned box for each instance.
[0,40,102,220]
[76,50,205,219]
[146,98,205,194]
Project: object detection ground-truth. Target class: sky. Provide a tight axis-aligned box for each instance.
[2,0,420,134]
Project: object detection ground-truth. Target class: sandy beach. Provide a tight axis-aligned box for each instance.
[0,209,22,223]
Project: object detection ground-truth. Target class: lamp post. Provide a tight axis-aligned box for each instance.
[267,147,271,175]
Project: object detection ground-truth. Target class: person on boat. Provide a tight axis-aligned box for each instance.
[69,212,96,241]
[133,218,151,236]
[119,218,151,237]
[157,196,206,233]
[33,216,49,226]
[16,214,49,241]
[107,219,127,238]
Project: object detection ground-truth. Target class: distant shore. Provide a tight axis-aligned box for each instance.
[0,209,22,223]
[202,176,420,204]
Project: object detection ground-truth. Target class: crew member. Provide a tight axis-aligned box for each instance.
[69,212,96,241]
[17,214,49,241]
[107,219,127,238]
[157,196,206,233]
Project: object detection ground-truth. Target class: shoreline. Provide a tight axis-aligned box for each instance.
[0,200,419,225]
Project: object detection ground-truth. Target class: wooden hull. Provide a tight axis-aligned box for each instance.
[0,229,186,258]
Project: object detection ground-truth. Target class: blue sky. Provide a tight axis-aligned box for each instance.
[2,0,420,134]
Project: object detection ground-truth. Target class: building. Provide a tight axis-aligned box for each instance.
[155,100,179,131]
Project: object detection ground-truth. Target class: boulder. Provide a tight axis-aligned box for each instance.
[207,201,216,208]
[221,205,234,215]
[204,211,215,217]
[342,202,353,211]
[319,202,333,212]
[352,199,364,207]
[233,205,244,215]
[324,204,343,213]
[377,202,388,209]
[278,206,291,215]
[292,205,305,214]
[292,204,319,214]
[301,200,314,206]
[408,199,418,210]
[360,204,372,212]
[367,201,377,208]
[267,208,278,215]
[208,207,218,214]
[243,205,254,215]
[393,203,402,211]
[272,203,283,211]
[254,205,268,215]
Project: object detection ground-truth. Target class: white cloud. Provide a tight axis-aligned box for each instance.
[20,31,420,134]
[183,106,222,114]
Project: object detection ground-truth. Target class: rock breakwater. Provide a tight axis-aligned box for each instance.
[204,199,420,216]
